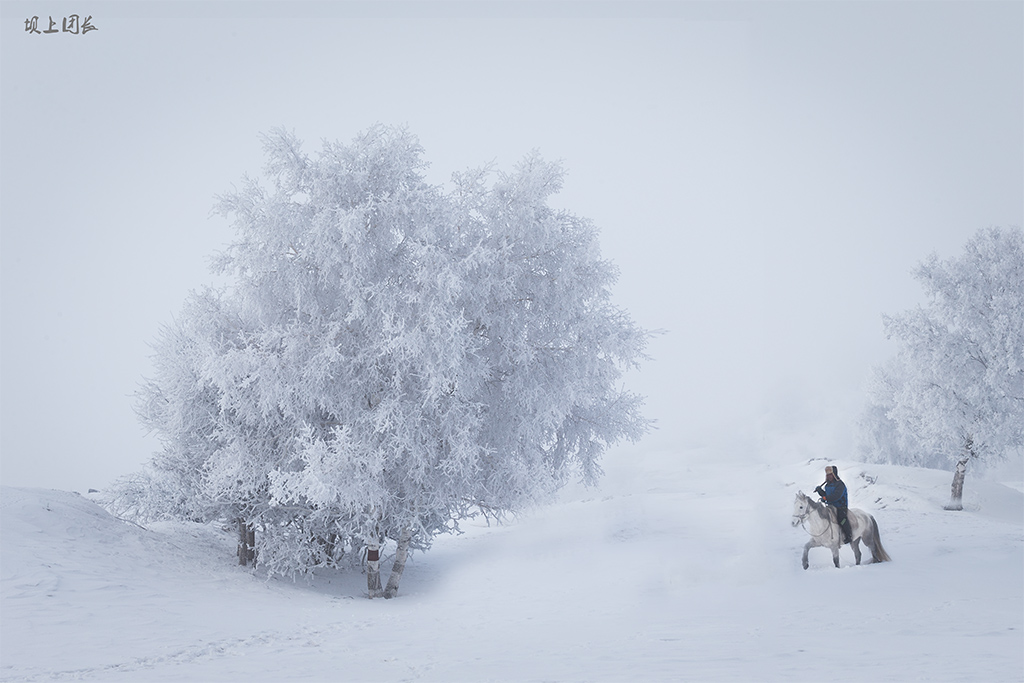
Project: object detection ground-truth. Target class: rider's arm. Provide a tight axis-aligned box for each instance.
[822,481,846,505]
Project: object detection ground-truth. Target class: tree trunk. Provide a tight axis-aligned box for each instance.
[366,542,382,598]
[944,457,968,510]
[945,437,975,511]
[324,532,338,566]
[237,518,256,566]
[383,528,413,599]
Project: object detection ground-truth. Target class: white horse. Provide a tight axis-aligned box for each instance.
[792,491,891,569]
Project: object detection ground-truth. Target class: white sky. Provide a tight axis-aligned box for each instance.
[2,1,1021,492]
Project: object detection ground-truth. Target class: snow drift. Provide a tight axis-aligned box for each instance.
[2,449,1021,682]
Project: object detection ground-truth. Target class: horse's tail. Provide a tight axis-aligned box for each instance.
[869,515,892,563]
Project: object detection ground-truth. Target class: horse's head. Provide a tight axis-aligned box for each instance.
[792,491,810,526]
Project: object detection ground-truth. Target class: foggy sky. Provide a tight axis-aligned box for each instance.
[2,1,1022,492]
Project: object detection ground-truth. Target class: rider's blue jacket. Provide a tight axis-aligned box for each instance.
[819,480,848,508]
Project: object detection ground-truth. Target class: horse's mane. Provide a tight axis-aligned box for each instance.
[799,491,826,514]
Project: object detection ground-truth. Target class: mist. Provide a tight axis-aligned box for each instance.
[2,1,1021,491]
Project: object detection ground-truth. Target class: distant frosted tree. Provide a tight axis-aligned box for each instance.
[131,126,651,596]
[861,226,1024,509]
[858,359,948,471]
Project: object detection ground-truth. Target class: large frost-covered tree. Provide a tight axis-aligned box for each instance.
[130,126,650,596]
[860,226,1024,509]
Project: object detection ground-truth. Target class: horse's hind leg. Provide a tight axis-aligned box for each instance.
[859,524,875,563]
[852,538,862,565]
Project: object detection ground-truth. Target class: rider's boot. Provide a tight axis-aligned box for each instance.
[839,513,852,545]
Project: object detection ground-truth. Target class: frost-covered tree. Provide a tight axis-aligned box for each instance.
[858,359,949,471]
[130,126,651,595]
[861,226,1024,509]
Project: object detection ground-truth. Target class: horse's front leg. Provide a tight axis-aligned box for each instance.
[852,538,862,565]
[802,541,813,570]
[831,545,840,568]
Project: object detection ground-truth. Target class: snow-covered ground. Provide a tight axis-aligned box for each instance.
[2,445,1022,682]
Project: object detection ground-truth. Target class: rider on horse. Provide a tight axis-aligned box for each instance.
[815,465,852,544]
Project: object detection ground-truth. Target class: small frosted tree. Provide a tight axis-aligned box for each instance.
[861,226,1024,509]
[132,126,651,596]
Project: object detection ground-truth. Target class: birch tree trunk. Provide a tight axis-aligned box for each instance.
[366,542,382,598]
[383,528,413,599]
[945,458,968,510]
[945,437,974,511]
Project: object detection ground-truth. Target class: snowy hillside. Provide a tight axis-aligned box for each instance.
[2,448,1021,682]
